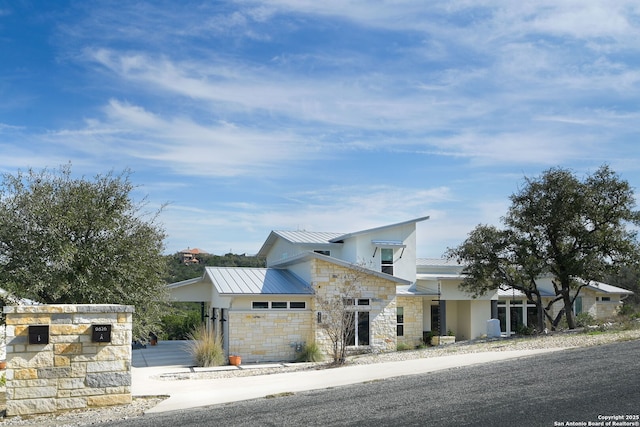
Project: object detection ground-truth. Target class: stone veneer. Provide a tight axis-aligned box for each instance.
[3,304,134,417]
[311,258,398,355]
[396,296,424,347]
[224,259,404,362]
[229,310,313,363]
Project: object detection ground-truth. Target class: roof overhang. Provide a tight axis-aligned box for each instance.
[271,251,412,286]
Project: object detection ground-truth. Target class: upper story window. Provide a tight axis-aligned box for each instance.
[381,248,394,275]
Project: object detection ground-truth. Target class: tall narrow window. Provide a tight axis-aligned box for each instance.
[346,311,370,346]
[381,248,394,275]
[397,307,404,336]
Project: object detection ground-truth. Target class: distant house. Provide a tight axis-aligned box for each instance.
[167,218,633,362]
[179,248,208,265]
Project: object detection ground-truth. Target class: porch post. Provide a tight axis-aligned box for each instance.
[439,300,447,336]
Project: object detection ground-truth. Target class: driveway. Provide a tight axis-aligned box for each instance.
[131,340,194,368]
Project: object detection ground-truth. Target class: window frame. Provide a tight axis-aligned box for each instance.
[251,301,307,310]
[397,307,404,337]
[381,248,394,275]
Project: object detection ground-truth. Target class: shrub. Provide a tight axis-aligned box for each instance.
[396,342,412,351]
[575,312,596,328]
[186,324,225,367]
[296,342,323,362]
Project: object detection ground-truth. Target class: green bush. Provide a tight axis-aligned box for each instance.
[186,324,225,367]
[396,342,412,351]
[160,303,201,340]
[296,342,323,362]
[575,312,596,328]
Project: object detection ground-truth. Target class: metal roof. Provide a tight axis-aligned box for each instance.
[273,230,344,244]
[417,258,464,267]
[583,280,633,295]
[329,216,429,243]
[497,287,555,298]
[271,252,412,286]
[205,267,314,295]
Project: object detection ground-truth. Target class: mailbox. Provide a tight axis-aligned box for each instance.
[92,324,112,343]
[29,325,49,345]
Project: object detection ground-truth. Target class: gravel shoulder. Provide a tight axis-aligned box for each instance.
[2,327,639,426]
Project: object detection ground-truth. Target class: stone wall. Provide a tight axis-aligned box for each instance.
[396,296,423,347]
[3,304,134,416]
[228,310,313,363]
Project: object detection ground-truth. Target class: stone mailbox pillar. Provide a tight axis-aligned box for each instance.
[3,304,134,417]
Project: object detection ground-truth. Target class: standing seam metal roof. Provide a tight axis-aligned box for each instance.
[206,267,314,295]
[273,230,345,244]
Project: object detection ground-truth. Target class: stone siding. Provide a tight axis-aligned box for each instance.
[228,310,312,363]
[311,259,397,355]
[396,296,423,347]
[3,305,133,416]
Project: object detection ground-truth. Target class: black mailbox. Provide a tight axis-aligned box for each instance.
[29,325,49,345]
[92,324,112,343]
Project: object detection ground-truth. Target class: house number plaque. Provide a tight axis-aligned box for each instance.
[92,324,112,343]
[28,325,49,345]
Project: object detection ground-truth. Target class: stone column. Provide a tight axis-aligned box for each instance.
[3,304,134,417]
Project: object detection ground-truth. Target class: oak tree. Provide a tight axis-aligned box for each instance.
[0,165,168,339]
[448,165,640,330]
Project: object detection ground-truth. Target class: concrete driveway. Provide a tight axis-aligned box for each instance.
[131,340,194,368]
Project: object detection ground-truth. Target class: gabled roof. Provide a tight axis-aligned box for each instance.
[256,230,344,258]
[582,280,633,295]
[328,216,430,243]
[205,267,314,295]
[256,217,429,258]
[271,251,412,286]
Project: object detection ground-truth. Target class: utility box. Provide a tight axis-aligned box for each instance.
[487,318,501,338]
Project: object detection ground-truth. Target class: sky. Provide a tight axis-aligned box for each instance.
[2,1,640,257]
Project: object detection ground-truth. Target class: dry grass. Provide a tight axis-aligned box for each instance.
[185,324,225,367]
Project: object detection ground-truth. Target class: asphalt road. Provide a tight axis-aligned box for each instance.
[111,339,640,427]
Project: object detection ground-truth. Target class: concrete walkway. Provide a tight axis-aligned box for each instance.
[131,341,565,414]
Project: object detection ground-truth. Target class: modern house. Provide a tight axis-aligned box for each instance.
[167,217,633,362]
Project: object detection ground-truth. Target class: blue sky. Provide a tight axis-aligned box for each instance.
[2,1,640,257]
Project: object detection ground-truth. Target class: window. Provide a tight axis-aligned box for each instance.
[498,299,537,335]
[601,297,611,302]
[347,311,370,346]
[397,307,404,336]
[381,248,394,275]
[252,301,307,310]
[344,298,369,306]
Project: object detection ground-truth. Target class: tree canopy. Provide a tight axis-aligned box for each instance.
[447,165,640,330]
[163,252,265,283]
[0,165,168,339]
